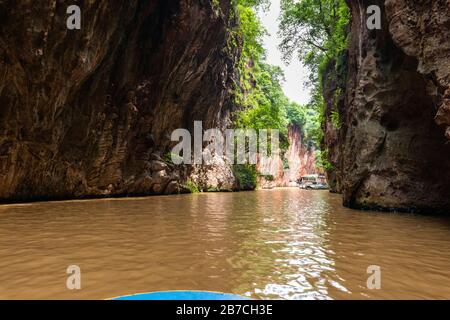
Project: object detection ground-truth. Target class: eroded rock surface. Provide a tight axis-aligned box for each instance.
[385,0,450,139]
[323,0,450,213]
[0,0,239,202]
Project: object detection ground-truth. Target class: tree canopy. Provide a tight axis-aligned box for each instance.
[233,0,321,149]
[278,0,350,157]
[279,0,350,85]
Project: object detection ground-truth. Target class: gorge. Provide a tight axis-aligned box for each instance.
[1,0,450,301]
[1,1,449,214]
[2,0,448,214]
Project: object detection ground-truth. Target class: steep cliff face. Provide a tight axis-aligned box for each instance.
[0,0,239,202]
[386,0,450,139]
[322,52,347,194]
[323,0,450,213]
[257,125,321,188]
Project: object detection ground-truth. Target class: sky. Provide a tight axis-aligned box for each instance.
[257,0,311,105]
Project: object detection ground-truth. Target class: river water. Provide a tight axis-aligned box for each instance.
[1,188,450,300]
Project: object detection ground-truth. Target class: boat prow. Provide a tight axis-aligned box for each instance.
[111,290,250,300]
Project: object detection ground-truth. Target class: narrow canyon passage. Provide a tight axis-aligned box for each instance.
[1,0,450,302]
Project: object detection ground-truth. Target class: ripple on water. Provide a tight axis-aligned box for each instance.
[1,189,450,299]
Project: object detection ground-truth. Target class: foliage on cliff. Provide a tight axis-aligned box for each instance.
[233,0,287,140]
[232,164,258,190]
[285,101,321,147]
[279,0,349,136]
[279,0,349,82]
[232,0,320,149]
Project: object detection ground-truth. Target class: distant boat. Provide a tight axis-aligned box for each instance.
[304,183,329,190]
[298,174,329,190]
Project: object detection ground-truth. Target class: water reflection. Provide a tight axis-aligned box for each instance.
[0,189,450,299]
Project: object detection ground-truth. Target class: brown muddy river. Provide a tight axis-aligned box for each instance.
[1,188,450,300]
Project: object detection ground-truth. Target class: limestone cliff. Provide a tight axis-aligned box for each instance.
[323,0,450,213]
[0,0,239,202]
[257,125,321,189]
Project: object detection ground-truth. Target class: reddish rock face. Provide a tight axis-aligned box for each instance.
[0,1,239,202]
[257,125,321,189]
[323,0,450,213]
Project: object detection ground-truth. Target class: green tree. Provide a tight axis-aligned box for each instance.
[232,0,326,152]
[279,0,350,149]
[234,1,289,149]
[279,0,350,83]
[285,101,306,128]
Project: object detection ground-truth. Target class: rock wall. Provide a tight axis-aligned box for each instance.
[0,0,239,202]
[257,125,321,189]
[386,0,450,139]
[323,0,450,213]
